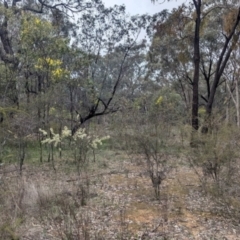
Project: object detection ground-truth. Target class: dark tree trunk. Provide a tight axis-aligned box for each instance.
[203,7,240,132]
[191,0,201,131]
[206,8,240,115]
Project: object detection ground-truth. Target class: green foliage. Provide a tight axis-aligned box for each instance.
[21,16,53,45]
[20,14,70,84]
[152,88,184,124]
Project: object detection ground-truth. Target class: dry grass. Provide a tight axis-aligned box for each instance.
[0,152,240,239]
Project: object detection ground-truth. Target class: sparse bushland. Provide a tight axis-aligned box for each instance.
[1,0,240,238]
[2,86,240,238]
[1,119,240,239]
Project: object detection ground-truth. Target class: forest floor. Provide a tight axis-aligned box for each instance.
[1,150,240,239]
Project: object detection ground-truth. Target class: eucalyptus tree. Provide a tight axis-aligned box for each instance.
[69,6,148,134]
[0,0,148,133]
[146,6,193,111]
[149,0,240,132]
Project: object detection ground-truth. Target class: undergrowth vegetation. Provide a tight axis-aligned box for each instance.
[2,90,240,239]
[1,1,240,239]
[1,115,240,239]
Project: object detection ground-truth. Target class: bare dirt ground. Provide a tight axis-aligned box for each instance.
[1,151,240,239]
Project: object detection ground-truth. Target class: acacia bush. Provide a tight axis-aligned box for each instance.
[39,126,110,172]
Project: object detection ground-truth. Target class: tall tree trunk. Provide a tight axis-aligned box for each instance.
[205,7,240,129]
[191,0,201,131]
